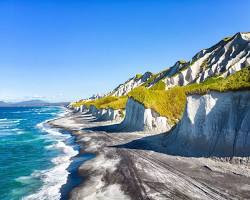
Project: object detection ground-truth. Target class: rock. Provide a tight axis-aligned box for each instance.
[108,72,153,97]
[120,98,172,132]
[150,32,250,88]
[80,105,88,112]
[86,106,124,121]
[164,91,250,157]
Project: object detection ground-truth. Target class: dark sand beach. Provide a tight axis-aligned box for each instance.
[49,111,250,200]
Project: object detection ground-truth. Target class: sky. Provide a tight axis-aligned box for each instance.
[0,0,249,102]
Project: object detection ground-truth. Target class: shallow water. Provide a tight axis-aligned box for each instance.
[0,106,82,200]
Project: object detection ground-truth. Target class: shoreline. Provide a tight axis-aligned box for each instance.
[57,129,95,200]
[46,110,96,200]
[49,110,250,200]
[48,111,135,199]
[23,108,81,200]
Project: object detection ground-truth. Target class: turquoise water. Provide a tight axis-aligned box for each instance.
[0,106,77,200]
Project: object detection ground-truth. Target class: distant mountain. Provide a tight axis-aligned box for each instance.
[13,100,49,107]
[0,101,9,107]
[0,100,69,107]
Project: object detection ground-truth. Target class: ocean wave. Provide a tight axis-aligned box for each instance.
[23,163,69,200]
[11,111,31,114]
[0,128,25,135]
[36,112,57,115]
[16,130,26,135]
[0,119,22,124]
[15,176,37,185]
[0,119,23,129]
[37,122,70,140]
[23,108,78,200]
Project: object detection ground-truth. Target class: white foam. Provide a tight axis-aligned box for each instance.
[2,128,26,135]
[0,119,22,130]
[16,176,36,185]
[0,119,22,124]
[23,108,78,200]
[37,120,70,140]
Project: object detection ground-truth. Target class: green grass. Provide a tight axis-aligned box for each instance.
[223,36,232,42]
[185,66,250,94]
[135,74,142,79]
[128,86,186,124]
[99,96,128,110]
[150,80,166,90]
[71,100,85,108]
[84,96,118,109]
[72,95,128,110]
[179,60,187,64]
[128,67,250,124]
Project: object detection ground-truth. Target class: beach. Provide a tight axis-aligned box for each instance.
[49,110,250,200]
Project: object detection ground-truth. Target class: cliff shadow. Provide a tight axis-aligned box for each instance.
[110,132,169,152]
[83,122,126,133]
[75,112,100,123]
[108,130,212,158]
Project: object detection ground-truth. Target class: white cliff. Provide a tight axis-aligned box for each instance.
[164,91,250,157]
[147,60,188,88]
[120,98,172,132]
[108,72,153,97]
[95,108,124,121]
[85,105,124,121]
[149,32,250,88]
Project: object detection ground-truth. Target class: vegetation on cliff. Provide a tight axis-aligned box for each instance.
[72,95,128,110]
[99,96,128,110]
[185,66,250,94]
[135,74,142,79]
[150,80,166,90]
[128,66,250,123]
[128,86,186,124]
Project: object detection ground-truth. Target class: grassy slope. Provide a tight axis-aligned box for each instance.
[72,95,128,110]
[185,66,250,94]
[150,80,166,90]
[129,67,250,124]
[128,86,186,124]
[135,74,142,79]
[99,96,128,110]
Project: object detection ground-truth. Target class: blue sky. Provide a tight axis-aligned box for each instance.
[0,0,249,102]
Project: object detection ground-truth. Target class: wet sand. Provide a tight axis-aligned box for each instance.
[49,111,250,200]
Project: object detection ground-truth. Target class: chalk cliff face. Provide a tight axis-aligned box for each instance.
[147,60,188,88]
[120,98,172,132]
[164,91,250,157]
[85,105,124,121]
[88,105,98,116]
[108,72,153,97]
[95,108,123,121]
[150,32,250,88]
[80,105,88,112]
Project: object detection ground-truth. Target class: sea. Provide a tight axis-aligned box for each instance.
[0,106,92,200]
